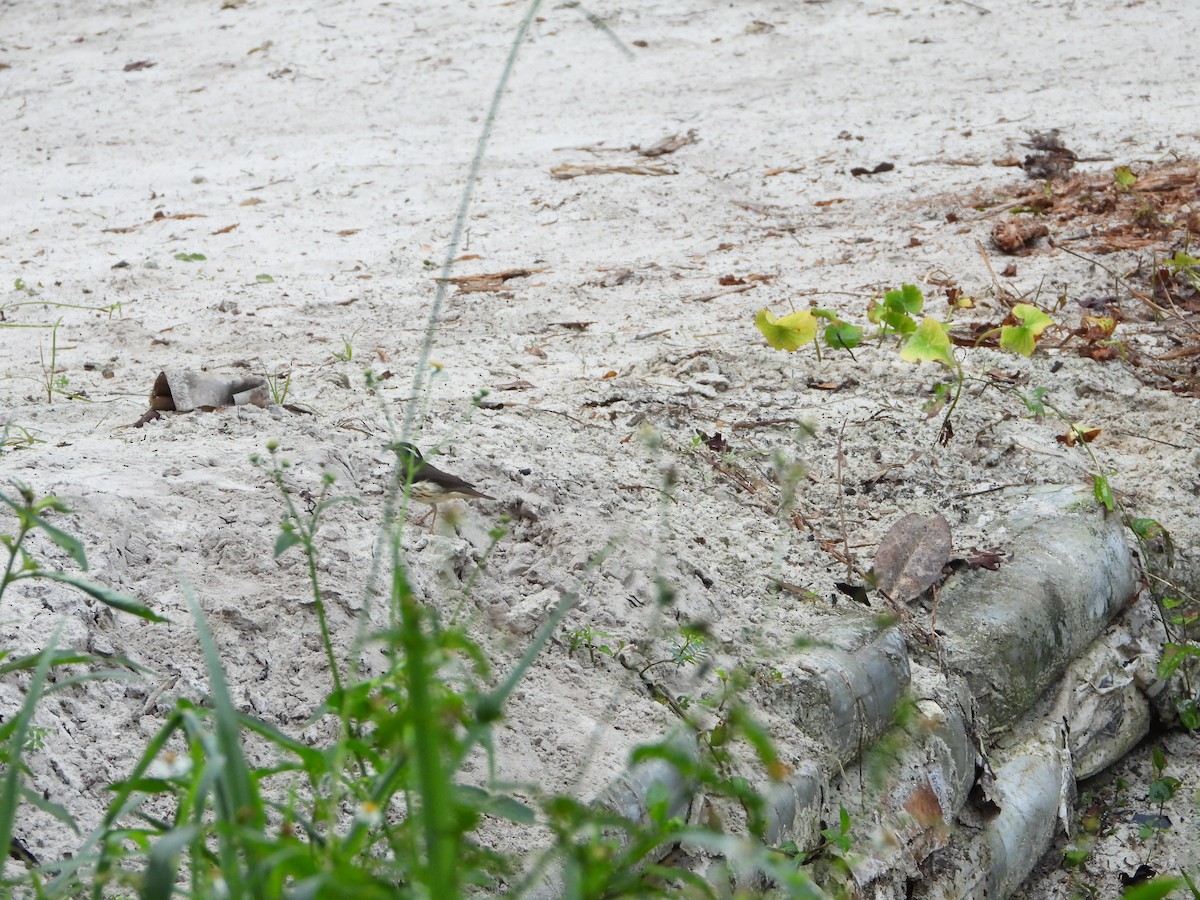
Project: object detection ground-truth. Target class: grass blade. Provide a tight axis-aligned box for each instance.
[0,622,64,884]
[31,571,168,623]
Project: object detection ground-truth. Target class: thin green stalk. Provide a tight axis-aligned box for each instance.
[0,623,64,887]
[402,0,544,440]
[392,541,457,895]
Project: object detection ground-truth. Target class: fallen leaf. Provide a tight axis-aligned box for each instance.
[336,229,359,236]
[240,197,265,206]
[210,223,239,235]
[552,321,595,331]
[634,129,698,158]
[1057,424,1102,447]
[595,268,634,287]
[872,513,953,603]
[442,268,536,293]
[719,275,747,286]
[964,547,1006,570]
[123,60,156,72]
[495,379,534,391]
[850,162,895,177]
[984,369,1025,385]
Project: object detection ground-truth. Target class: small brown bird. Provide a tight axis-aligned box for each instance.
[390,442,493,531]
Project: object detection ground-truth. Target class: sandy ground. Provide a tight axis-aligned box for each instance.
[2,0,1199,895]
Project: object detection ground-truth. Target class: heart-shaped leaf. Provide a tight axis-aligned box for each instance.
[900,317,955,368]
[885,284,925,314]
[1000,304,1054,357]
[755,308,817,352]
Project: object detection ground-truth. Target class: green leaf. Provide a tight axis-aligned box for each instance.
[755,308,817,352]
[454,785,536,825]
[1158,643,1200,681]
[885,284,924,314]
[143,823,201,900]
[1114,166,1138,191]
[880,307,918,335]
[899,317,954,368]
[0,624,63,871]
[1000,304,1054,357]
[34,571,168,623]
[1131,517,1164,541]
[173,252,207,262]
[1148,775,1180,805]
[274,528,302,558]
[1164,250,1200,273]
[824,320,863,350]
[1062,847,1089,867]
[1121,878,1183,900]
[255,274,274,283]
[1092,474,1115,511]
[0,491,87,569]
[1019,386,1049,416]
[1177,698,1199,731]
[1151,745,1167,773]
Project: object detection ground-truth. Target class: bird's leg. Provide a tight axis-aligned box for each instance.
[414,504,435,529]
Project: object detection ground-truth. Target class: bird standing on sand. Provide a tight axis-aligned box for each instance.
[390,442,494,531]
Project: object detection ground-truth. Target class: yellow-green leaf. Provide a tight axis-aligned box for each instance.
[755,308,817,352]
[1000,304,1054,357]
[899,317,954,368]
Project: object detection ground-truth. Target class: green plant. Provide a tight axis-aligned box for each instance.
[1,486,165,623]
[264,367,292,406]
[1141,746,1180,840]
[332,328,360,362]
[1163,250,1200,292]
[755,284,1057,446]
[173,252,207,262]
[0,487,164,894]
[28,318,91,404]
[0,420,40,453]
[1114,165,1138,192]
[566,623,626,666]
[639,629,707,676]
[252,443,355,693]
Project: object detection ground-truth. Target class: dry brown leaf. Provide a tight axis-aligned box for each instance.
[442,268,536,293]
[635,129,698,158]
[872,513,953,603]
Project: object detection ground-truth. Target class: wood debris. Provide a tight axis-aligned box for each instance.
[551,163,677,180]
